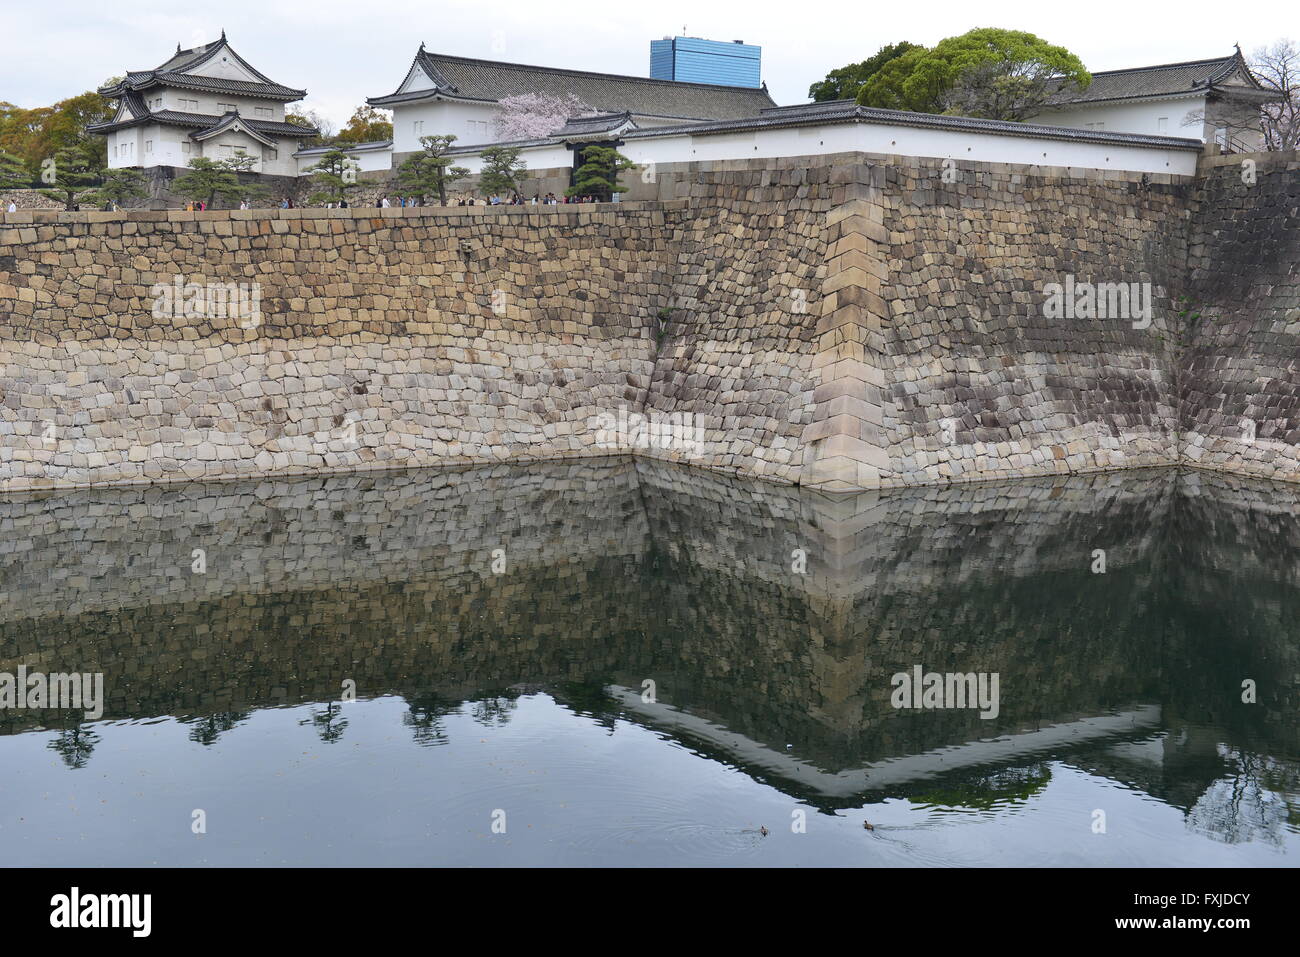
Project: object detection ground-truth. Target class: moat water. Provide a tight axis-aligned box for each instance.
[1,460,1296,866]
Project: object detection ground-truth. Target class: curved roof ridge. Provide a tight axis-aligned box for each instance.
[1087,53,1235,77]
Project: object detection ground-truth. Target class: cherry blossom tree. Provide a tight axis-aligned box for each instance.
[494,93,593,141]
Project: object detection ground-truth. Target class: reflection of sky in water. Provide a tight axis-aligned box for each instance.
[0,461,1297,866]
[2,695,1295,867]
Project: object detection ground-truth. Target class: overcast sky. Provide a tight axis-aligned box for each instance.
[1,0,1293,126]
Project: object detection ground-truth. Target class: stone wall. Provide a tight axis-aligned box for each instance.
[1180,151,1300,481]
[0,189,63,211]
[2,150,1299,491]
[875,156,1189,486]
[1,203,679,488]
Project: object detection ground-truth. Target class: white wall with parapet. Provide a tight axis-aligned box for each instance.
[445,119,1201,177]
[391,98,769,155]
[1034,97,1208,140]
[295,145,393,176]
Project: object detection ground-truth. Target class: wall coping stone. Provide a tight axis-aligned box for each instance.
[0,199,691,226]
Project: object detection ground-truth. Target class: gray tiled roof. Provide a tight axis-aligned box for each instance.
[99,35,307,102]
[370,49,775,121]
[555,112,636,138]
[88,105,318,139]
[1045,51,1270,105]
[296,140,393,156]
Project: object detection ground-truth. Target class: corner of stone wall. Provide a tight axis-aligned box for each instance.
[799,164,893,491]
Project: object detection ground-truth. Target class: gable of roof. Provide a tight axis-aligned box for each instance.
[555,111,638,141]
[369,47,775,121]
[99,34,308,102]
[189,112,279,148]
[1045,49,1275,106]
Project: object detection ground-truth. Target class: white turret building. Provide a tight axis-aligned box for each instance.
[90,32,318,177]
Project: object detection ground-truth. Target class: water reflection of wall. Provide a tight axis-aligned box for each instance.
[0,460,1295,795]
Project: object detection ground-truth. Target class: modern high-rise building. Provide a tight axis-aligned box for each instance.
[649,37,761,88]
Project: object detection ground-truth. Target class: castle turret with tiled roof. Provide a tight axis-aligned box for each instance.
[90,32,317,178]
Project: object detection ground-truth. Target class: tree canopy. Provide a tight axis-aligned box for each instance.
[808,42,922,102]
[478,145,527,200]
[0,149,30,190]
[566,145,633,201]
[302,148,361,204]
[395,134,470,205]
[37,142,102,209]
[0,86,115,172]
[1252,39,1300,150]
[336,105,393,144]
[856,28,1090,121]
[286,108,333,147]
[172,154,267,208]
[494,93,592,141]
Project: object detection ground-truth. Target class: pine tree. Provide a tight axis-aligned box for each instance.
[0,150,32,190]
[36,142,101,210]
[478,146,526,201]
[395,135,470,205]
[565,145,634,202]
[302,148,361,205]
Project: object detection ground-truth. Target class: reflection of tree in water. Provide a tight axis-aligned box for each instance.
[552,681,620,734]
[911,764,1052,811]
[300,701,348,743]
[470,693,520,729]
[1186,747,1300,846]
[47,725,100,769]
[179,711,250,747]
[403,692,455,747]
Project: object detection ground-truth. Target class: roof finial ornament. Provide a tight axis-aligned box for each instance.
[419,40,426,52]
[176,42,181,53]
[221,28,227,40]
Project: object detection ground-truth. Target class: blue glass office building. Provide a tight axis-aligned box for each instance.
[649,37,761,88]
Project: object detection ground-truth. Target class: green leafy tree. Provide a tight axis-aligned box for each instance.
[337,105,393,144]
[0,148,31,189]
[37,142,102,209]
[808,42,922,102]
[302,147,361,205]
[0,86,116,170]
[90,168,149,208]
[395,134,470,205]
[172,153,262,209]
[565,144,634,201]
[286,109,331,147]
[858,28,1090,121]
[478,145,526,201]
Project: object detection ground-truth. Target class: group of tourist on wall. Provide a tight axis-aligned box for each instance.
[370,193,593,207]
[1,191,610,212]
